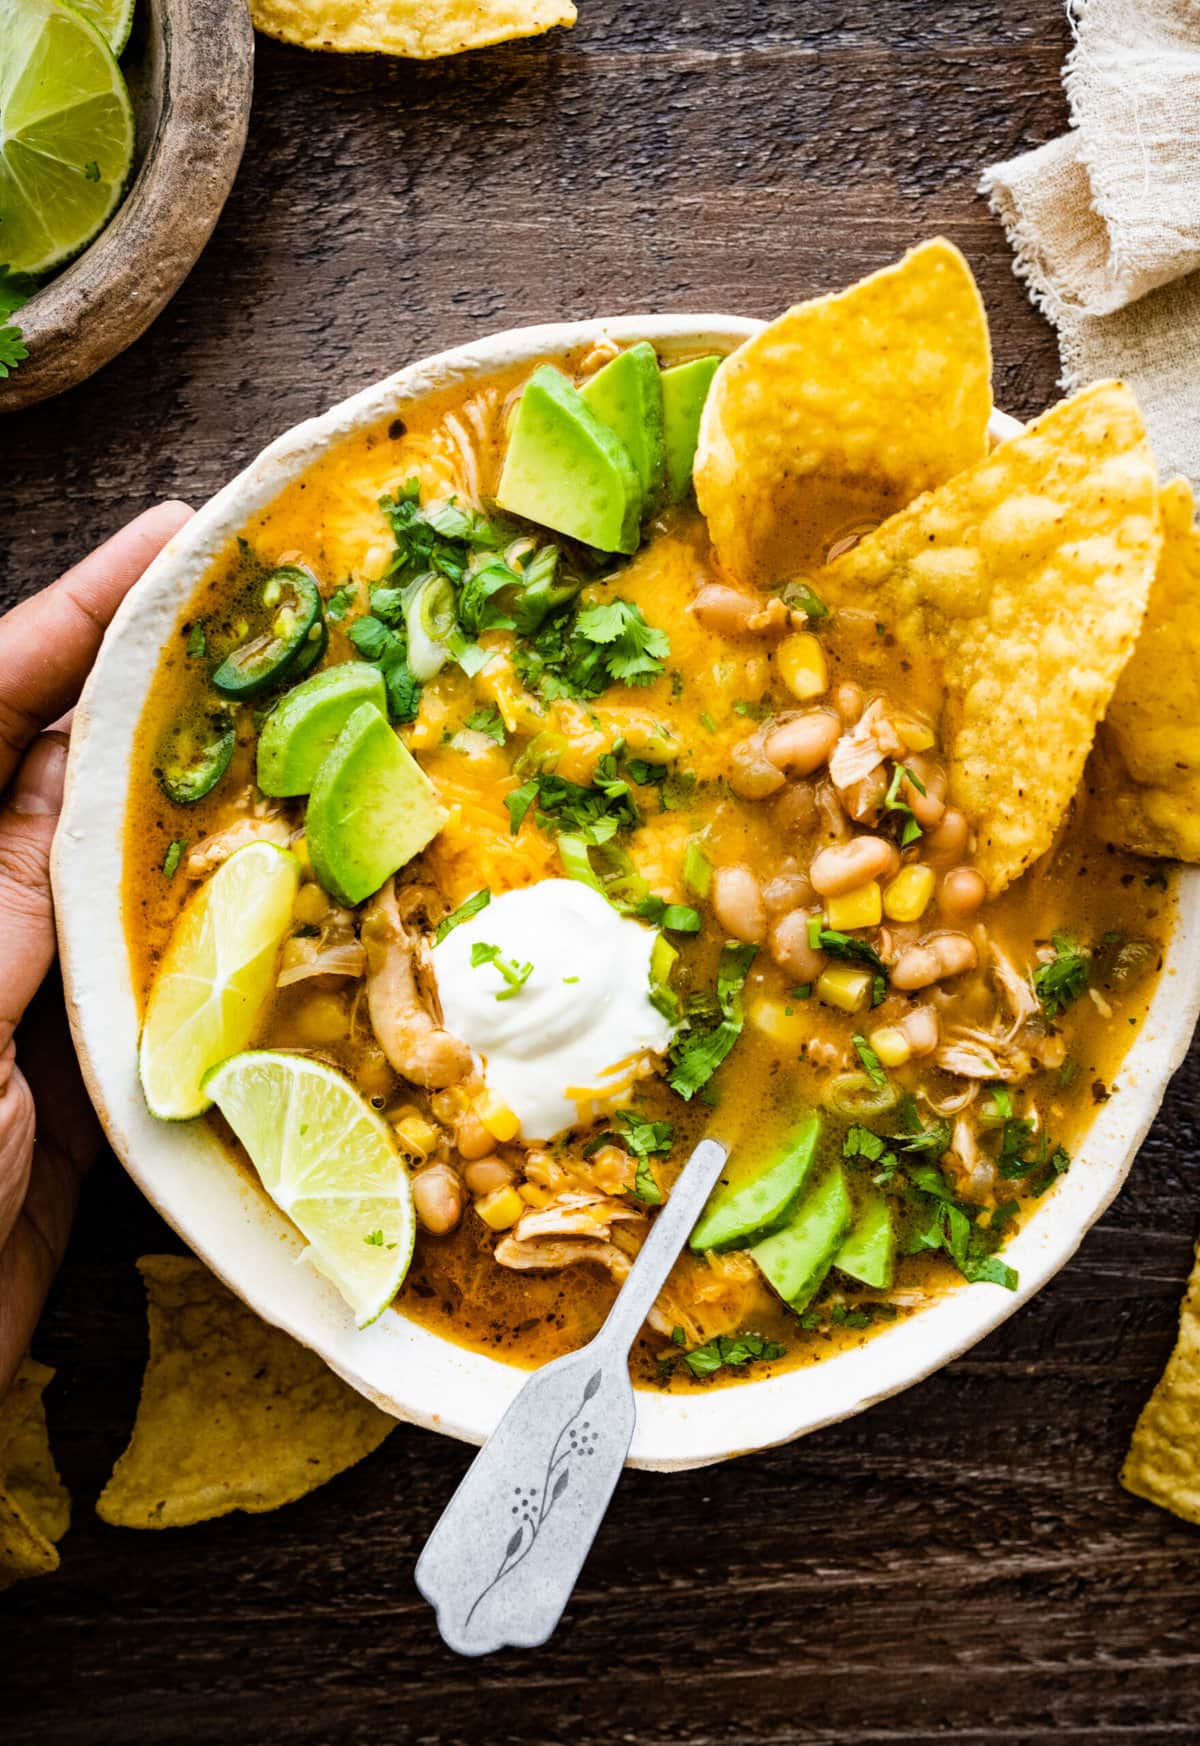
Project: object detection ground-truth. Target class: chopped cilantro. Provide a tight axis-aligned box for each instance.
[161,839,187,878]
[699,711,718,733]
[883,762,925,847]
[0,321,28,378]
[732,698,769,720]
[782,581,829,621]
[505,769,639,844]
[185,620,207,658]
[1034,932,1090,1020]
[574,599,671,684]
[682,1332,786,1380]
[465,704,507,745]
[363,1229,384,1247]
[470,940,534,1000]
[852,1034,887,1087]
[514,596,669,701]
[635,895,702,933]
[325,583,357,621]
[434,887,491,944]
[667,942,757,1100]
[816,927,888,977]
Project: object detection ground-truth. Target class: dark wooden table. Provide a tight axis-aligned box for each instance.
[3,3,1198,1740]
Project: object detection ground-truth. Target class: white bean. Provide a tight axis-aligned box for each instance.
[809,835,899,897]
[769,909,826,982]
[712,864,767,943]
[891,932,978,990]
[764,710,840,775]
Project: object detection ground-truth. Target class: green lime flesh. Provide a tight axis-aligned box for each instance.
[203,1050,415,1327]
[0,0,136,275]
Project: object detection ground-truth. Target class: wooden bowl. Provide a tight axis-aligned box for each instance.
[0,0,253,412]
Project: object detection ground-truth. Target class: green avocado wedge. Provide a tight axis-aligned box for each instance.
[750,1165,853,1313]
[689,1110,820,1252]
[496,365,643,554]
[257,663,387,797]
[306,703,447,907]
[579,342,666,508]
[835,1192,896,1290]
[661,354,721,502]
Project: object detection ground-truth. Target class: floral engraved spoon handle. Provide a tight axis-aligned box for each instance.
[415,1136,729,1655]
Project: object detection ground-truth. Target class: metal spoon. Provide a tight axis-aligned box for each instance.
[415,1136,729,1654]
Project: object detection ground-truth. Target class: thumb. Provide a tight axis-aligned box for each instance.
[0,730,70,1056]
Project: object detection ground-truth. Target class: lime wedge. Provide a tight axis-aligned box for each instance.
[0,0,136,275]
[203,1052,415,1327]
[139,842,300,1121]
[70,0,134,53]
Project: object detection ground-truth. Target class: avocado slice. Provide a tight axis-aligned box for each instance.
[835,1193,896,1290]
[750,1165,853,1313]
[661,354,721,503]
[496,365,643,555]
[579,342,665,508]
[306,703,446,907]
[257,663,387,797]
[689,1110,820,1252]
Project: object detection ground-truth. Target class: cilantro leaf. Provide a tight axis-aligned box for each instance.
[1034,932,1090,1020]
[814,926,888,977]
[325,584,357,622]
[668,942,757,1100]
[515,596,670,701]
[465,704,507,745]
[852,1034,887,1087]
[0,322,27,378]
[575,599,670,685]
[505,769,639,844]
[434,887,491,944]
[681,1332,786,1380]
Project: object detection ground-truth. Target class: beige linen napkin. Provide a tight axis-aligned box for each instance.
[981,0,1200,485]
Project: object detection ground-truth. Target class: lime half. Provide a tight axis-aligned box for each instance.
[0,0,136,275]
[71,0,135,54]
[203,1052,416,1327]
[139,841,300,1121]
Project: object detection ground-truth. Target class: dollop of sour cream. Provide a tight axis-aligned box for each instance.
[433,880,675,1141]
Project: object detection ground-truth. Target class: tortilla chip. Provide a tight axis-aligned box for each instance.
[694,239,992,587]
[1121,1240,1200,1526]
[1089,477,1200,861]
[0,1358,70,1592]
[815,380,1161,895]
[98,1256,395,1529]
[249,0,575,56]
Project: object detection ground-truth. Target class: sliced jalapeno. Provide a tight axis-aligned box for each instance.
[212,565,323,700]
[156,712,236,805]
[290,615,329,679]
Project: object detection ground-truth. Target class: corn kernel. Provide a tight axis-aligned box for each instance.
[293,881,330,926]
[476,1093,521,1143]
[869,1025,912,1068]
[895,718,936,752]
[825,880,882,931]
[816,964,873,1013]
[883,864,935,923]
[518,1181,553,1208]
[291,834,311,870]
[475,1185,524,1230]
[776,632,829,701]
[748,997,809,1050]
[392,1115,438,1158]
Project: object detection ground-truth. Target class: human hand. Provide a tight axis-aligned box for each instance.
[0,502,193,1397]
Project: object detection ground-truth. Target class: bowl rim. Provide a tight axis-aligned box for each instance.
[52,312,1200,1471]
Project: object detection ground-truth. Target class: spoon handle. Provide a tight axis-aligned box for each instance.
[415,1137,728,1655]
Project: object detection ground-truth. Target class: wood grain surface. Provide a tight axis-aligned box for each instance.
[2,3,1199,1741]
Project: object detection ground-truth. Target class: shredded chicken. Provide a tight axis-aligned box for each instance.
[828,698,904,792]
[185,817,291,878]
[647,1251,764,1346]
[361,880,472,1088]
[492,1236,633,1281]
[509,1192,644,1244]
[990,941,1038,1040]
[935,1035,1026,1081]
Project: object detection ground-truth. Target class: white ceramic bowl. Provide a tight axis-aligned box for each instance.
[53,315,1200,1471]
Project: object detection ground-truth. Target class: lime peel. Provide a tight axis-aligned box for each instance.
[203,1051,415,1327]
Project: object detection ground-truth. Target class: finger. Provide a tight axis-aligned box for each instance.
[0,500,193,793]
[0,731,69,1056]
[0,1047,35,1257]
[0,1125,83,1400]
